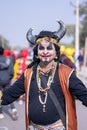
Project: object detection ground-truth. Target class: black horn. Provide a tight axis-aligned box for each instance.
[54,20,66,41]
[26,28,36,45]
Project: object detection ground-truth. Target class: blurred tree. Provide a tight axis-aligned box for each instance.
[66,24,75,46]
[66,1,87,48]
[0,35,11,49]
[66,25,75,36]
[79,1,87,47]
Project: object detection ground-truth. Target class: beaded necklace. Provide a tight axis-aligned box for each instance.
[36,62,57,112]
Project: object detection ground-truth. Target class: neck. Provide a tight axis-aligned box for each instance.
[39,60,55,73]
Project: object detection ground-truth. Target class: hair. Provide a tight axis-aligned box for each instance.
[27,44,61,68]
[36,31,58,41]
[0,46,4,55]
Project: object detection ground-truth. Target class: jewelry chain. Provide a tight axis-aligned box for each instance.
[36,62,57,106]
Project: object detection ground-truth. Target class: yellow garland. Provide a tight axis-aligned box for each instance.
[36,37,57,44]
[0,90,3,105]
[0,90,3,99]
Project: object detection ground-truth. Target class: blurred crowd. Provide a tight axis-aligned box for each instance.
[0,47,32,120]
[60,45,84,71]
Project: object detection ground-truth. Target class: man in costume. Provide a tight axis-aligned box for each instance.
[0,20,87,130]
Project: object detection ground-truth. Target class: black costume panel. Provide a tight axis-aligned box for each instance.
[1,66,87,124]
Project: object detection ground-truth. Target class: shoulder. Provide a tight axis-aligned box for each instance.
[58,63,74,78]
[24,67,33,77]
[59,63,73,71]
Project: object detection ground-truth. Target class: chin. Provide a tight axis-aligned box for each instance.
[41,59,54,64]
[42,59,50,62]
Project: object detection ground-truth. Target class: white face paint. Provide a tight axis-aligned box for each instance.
[38,40,56,63]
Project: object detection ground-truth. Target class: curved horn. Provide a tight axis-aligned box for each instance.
[26,28,36,45]
[54,20,66,41]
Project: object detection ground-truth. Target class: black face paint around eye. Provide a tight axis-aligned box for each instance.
[39,44,44,50]
[38,42,53,51]
[47,44,53,50]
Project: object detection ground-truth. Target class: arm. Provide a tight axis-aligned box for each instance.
[69,72,87,106]
[1,73,25,105]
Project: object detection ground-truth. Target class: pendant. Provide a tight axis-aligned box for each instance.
[43,104,46,112]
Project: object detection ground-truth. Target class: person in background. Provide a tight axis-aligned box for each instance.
[60,46,76,70]
[12,49,31,104]
[0,20,87,130]
[77,50,84,70]
[4,49,16,65]
[0,47,18,120]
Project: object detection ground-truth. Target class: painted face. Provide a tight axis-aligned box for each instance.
[38,40,56,62]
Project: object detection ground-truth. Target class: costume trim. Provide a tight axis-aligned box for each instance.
[30,119,64,130]
[58,64,77,130]
[24,68,33,130]
[0,90,3,106]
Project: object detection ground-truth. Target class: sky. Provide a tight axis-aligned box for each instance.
[0,0,82,48]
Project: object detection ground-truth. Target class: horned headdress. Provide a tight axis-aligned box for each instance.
[26,20,66,45]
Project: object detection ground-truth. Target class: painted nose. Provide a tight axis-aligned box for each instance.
[43,49,48,54]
